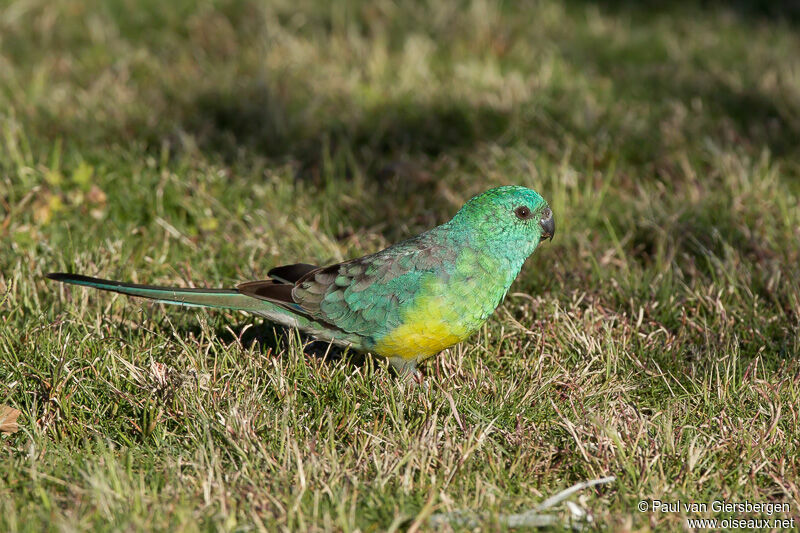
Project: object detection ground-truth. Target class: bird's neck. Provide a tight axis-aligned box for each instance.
[433,222,530,292]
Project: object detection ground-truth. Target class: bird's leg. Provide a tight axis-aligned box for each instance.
[389,357,427,389]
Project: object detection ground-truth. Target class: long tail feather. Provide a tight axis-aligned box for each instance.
[46,272,361,349]
[47,273,277,312]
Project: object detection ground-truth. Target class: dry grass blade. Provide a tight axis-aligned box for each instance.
[536,475,617,511]
[429,476,617,528]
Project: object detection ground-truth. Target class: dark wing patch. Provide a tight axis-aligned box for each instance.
[267,263,319,284]
[237,280,297,307]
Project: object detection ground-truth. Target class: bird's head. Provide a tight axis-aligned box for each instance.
[451,185,554,261]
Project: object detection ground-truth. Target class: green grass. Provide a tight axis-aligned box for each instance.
[2,0,800,530]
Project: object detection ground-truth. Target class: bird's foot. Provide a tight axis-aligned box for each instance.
[408,368,429,391]
[390,358,428,390]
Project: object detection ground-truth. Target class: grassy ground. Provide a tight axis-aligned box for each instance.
[2,0,800,530]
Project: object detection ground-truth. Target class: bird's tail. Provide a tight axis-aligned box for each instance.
[46,272,361,349]
[45,273,298,324]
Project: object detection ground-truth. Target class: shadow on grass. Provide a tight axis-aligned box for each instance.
[180,68,800,182]
[573,0,800,25]
[181,319,372,371]
[574,61,799,162]
[185,85,515,176]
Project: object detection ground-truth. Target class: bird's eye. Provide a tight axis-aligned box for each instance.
[514,206,532,220]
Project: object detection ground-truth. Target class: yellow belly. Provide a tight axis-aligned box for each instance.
[372,296,471,361]
[374,320,467,360]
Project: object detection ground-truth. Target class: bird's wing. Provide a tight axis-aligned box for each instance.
[267,263,319,284]
[238,233,456,340]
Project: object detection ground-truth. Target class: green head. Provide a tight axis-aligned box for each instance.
[449,185,554,265]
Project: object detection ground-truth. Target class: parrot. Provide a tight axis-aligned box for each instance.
[47,185,555,378]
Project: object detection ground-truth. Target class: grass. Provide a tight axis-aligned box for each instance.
[2,0,799,530]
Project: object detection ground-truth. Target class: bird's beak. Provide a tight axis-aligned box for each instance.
[539,208,555,242]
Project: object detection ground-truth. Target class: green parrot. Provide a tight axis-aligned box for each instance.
[48,186,554,377]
